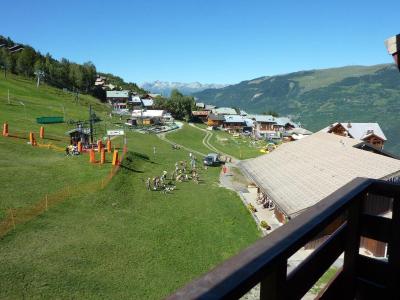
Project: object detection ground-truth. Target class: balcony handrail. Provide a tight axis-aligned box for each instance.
[166,177,397,300]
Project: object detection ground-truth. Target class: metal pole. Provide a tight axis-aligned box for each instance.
[89,105,94,144]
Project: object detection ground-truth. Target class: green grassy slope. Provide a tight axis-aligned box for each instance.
[0,75,259,299]
[193,64,400,154]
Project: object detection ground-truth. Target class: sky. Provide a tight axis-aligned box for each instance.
[2,0,399,84]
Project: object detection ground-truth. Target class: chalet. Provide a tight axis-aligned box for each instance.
[129,95,142,109]
[283,127,313,141]
[130,109,172,125]
[192,110,210,123]
[223,115,246,133]
[94,76,106,86]
[240,132,400,257]
[141,99,154,109]
[8,44,24,53]
[322,122,387,150]
[195,102,205,110]
[385,34,400,70]
[249,115,276,137]
[273,117,299,131]
[204,104,216,111]
[212,107,237,115]
[106,90,130,110]
[207,113,225,127]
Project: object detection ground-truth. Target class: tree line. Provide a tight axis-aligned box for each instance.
[0,35,146,100]
[154,89,195,120]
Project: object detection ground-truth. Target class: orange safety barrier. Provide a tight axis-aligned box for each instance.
[112,149,119,166]
[29,132,37,146]
[39,126,44,139]
[77,141,82,152]
[107,139,111,153]
[2,122,8,137]
[89,149,96,163]
[97,140,103,153]
[100,148,105,164]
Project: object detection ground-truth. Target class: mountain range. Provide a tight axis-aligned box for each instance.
[192,64,400,155]
[140,80,229,96]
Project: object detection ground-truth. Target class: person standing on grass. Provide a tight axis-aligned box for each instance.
[146,178,151,191]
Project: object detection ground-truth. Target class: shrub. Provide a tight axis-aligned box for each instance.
[260,220,271,230]
[247,203,257,213]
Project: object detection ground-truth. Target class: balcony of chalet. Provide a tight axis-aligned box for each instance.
[167,178,400,300]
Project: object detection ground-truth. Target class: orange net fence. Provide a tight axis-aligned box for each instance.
[0,147,127,239]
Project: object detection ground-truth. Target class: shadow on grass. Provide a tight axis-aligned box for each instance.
[119,164,144,173]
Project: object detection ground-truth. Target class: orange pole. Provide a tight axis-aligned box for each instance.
[2,123,8,137]
[89,149,96,163]
[97,140,102,153]
[77,141,82,152]
[107,139,111,153]
[39,126,44,139]
[112,149,119,166]
[29,132,36,146]
[100,148,105,164]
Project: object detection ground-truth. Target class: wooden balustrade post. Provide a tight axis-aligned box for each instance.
[387,194,400,296]
[341,193,363,299]
[260,260,287,300]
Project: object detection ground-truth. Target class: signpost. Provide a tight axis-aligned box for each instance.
[107,130,125,136]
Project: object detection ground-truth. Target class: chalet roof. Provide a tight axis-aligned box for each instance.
[240,132,400,218]
[240,110,248,116]
[192,110,210,116]
[212,107,237,115]
[130,96,142,103]
[275,117,299,127]
[196,102,205,108]
[250,115,276,123]
[208,113,225,121]
[132,109,165,118]
[141,99,154,107]
[286,127,313,135]
[224,115,245,123]
[244,118,254,127]
[106,90,130,98]
[205,104,216,110]
[322,122,387,141]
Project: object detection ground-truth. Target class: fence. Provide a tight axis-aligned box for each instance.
[0,147,127,239]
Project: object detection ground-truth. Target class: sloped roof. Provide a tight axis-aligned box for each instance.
[196,102,205,108]
[132,109,165,118]
[274,117,299,127]
[141,99,154,107]
[252,115,276,123]
[224,115,245,123]
[213,107,237,115]
[286,128,313,135]
[208,113,225,121]
[321,122,387,141]
[240,132,400,218]
[106,90,130,98]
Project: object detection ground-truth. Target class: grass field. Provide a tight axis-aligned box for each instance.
[0,75,260,299]
[208,129,267,160]
[166,124,210,155]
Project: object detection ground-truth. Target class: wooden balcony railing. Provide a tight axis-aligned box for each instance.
[167,177,400,300]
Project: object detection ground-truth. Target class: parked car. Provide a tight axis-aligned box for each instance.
[203,153,221,166]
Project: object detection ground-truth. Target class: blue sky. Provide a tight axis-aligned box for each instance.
[2,0,399,84]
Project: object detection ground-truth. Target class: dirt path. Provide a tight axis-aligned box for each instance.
[157,132,207,157]
[188,123,240,163]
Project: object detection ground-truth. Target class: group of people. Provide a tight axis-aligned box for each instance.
[65,144,80,156]
[257,192,275,209]
[145,153,201,194]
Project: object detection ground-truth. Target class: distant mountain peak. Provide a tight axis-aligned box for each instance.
[140,81,229,96]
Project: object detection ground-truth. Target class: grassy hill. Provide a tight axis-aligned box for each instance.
[0,75,259,298]
[193,64,400,154]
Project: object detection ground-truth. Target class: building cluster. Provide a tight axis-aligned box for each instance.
[240,122,394,257]
[193,102,311,142]
[106,90,160,113]
[0,44,24,53]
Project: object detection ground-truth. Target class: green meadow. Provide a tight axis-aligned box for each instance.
[0,75,259,299]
